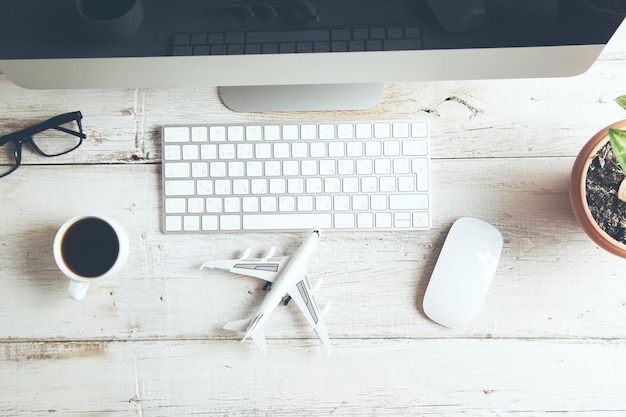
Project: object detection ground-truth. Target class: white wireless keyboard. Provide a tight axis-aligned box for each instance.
[161,120,430,232]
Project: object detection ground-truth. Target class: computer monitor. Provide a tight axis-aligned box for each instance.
[0,0,623,112]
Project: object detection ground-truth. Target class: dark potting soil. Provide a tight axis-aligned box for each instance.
[586,141,626,244]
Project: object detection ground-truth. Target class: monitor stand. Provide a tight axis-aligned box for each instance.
[219,83,384,112]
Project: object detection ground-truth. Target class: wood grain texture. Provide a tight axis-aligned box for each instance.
[1,20,626,417]
[2,339,626,416]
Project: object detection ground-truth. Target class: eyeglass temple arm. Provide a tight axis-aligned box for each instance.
[0,111,85,143]
[53,124,86,139]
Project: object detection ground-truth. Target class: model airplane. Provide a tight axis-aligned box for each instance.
[200,230,331,355]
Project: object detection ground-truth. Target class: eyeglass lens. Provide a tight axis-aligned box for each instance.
[0,118,83,177]
[30,118,83,156]
[0,141,18,177]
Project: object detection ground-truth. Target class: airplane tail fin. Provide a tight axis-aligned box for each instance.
[223,318,268,355]
[247,325,267,355]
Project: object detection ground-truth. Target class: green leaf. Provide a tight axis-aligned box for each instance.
[609,128,626,173]
[617,95,626,112]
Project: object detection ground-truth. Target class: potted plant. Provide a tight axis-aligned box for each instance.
[570,95,626,257]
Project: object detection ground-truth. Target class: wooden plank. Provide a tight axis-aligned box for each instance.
[2,159,626,341]
[2,66,626,163]
[2,339,626,416]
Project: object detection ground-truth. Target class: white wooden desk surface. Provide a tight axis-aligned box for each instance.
[2,24,626,417]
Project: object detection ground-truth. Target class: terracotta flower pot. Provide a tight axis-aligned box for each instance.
[570,119,626,257]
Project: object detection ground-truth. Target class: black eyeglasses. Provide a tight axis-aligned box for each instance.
[0,111,86,178]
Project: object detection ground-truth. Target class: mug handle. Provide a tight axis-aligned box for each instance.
[68,280,90,300]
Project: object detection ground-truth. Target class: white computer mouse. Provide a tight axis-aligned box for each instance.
[423,217,503,328]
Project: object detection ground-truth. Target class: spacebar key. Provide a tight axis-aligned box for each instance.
[242,214,332,230]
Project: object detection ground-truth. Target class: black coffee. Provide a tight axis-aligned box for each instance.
[61,217,120,278]
[81,0,135,20]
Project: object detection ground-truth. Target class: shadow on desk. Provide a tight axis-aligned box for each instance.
[15,225,67,299]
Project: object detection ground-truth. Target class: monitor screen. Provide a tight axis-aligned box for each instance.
[0,0,623,111]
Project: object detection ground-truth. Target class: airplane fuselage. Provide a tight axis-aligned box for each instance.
[244,230,320,337]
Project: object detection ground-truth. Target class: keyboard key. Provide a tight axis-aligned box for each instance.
[413,158,429,192]
[282,125,299,140]
[191,127,208,142]
[365,141,382,157]
[165,216,182,231]
[202,215,218,231]
[165,198,186,214]
[319,124,335,139]
[279,196,296,212]
[297,196,314,211]
[165,180,194,196]
[356,123,372,139]
[242,197,259,212]
[246,125,262,141]
[163,145,181,160]
[310,142,327,157]
[398,176,416,192]
[307,178,323,193]
[389,194,429,210]
[413,212,430,228]
[357,213,374,228]
[403,140,428,156]
[255,143,272,158]
[224,197,241,213]
[192,162,208,177]
[394,158,411,174]
[376,212,392,228]
[184,216,200,231]
[264,125,280,140]
[227,125,244,141]
[201,144,217,159]
[289,178,305,193]
[335,213,355,229]
[261,197,278,212]
[243,214,332,230]
[237,143,254,159]
[337,123,354,139]
[220,215,241,230]
[163,127,189,142]
[209,126,226,141]
[164,162,190,178]
[393,122,410,138]
[411,121,429,138]
[188,198,204,213]
[292,142,308,158]
[384,140,401,156]
[353,195,369,211]
[182,144,199,160]
[301,124,317,139]
[233,179,249,195]
[374,123,391,138]
[219,143,235,159]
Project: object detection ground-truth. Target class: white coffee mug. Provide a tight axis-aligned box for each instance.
[53,215,129,300]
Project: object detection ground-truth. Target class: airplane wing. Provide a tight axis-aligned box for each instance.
[201,256,290,283]
[287,273,332,355]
